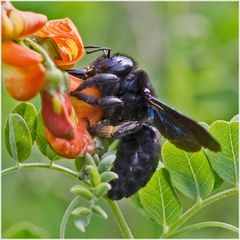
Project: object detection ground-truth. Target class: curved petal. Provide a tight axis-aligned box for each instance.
[35,18,85,68]
[2,1,47,40]
[3,62,46,100]
[69,75,103,127]
[2,41,43,67]
[45,123,96,159]
[41,92,75,140]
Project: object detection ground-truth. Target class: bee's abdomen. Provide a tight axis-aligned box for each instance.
[108,125,160,200]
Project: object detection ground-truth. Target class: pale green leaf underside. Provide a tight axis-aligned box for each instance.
[162,142,215,200]
[139,168,182,228]
[207,120,239,186]
[12,102,37,143]
[5,114,32,162]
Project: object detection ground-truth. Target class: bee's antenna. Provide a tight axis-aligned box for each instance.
[84,45,111,57]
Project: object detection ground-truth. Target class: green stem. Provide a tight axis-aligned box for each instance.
[168,221,239,238]
[1,163,79,179]
[60,196,81,239]
[106,198,134,239]
[24,37,56,70]
[161,187,238,238]
[2,163,133,238]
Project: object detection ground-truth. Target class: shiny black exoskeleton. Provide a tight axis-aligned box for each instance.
[68,46,220,200]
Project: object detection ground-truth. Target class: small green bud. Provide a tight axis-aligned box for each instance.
[45,68,66,94]
[70,186,93,200]
[85,153,97,168]
[100,171,118,182]
[71,207,91,216]
[108,140,120,152]
[92,205,108,219]
[93,154,100,165]
[86,165,101,187]
[92,182,111,198]
[98,154,116,173]
[74,215,91,232]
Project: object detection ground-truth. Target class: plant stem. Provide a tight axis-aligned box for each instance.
[1,163,79,179]
[106,198,134,239]
[161,187,238,238]
[168,221,239,238]
[24,37,56,70]
[60,196,80,239]
[2,163,133,238]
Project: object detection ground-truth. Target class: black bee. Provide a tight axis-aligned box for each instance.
[68,45,220,200]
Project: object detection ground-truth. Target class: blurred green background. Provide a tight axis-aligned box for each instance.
[2,1,238,239]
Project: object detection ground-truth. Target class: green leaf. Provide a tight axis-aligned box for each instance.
[98,154,116,173]
[74,215,91,233]
[92,205,108,219]
[92,182,111,198]
[207,120,239,186]
[3,221,49,239]
[71,207,91,216]
[12,102,37,143]
[70,186,93,200]
[86,165,101,187]
[213,171,224,191]
[230,114,239,122]
[130,193,149,219]
[107,139,120,152]
[162,142,215,200]
[139,168,182,229]
[74,157,86,171]
[100,171,118,182]
[5,114,32,162]
[36,111,60,161]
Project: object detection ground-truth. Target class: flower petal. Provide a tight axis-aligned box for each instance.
[69,75,103,127]
[35,18,85,68]
[2,41,43,67]
[3,62,45,101]
[1,1,47,40]
[41,91,75,140]
[45,119,96,158]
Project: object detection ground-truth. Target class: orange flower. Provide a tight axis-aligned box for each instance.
[42,75,104,158]
[41,91,75,140]
[69,75,103,128]
[2,41,46,100]
[42,91,96,158]
[1,1,47,41]
[45,120,96,158]
[35,18,85,69]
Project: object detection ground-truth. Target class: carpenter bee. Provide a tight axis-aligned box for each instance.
[68,45,220,200]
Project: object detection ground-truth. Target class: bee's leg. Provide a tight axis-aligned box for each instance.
[67,69,86,79]
[90,121,142,138]
[71,92,123,107]
[73,73,119,93]
[112,121,143,138]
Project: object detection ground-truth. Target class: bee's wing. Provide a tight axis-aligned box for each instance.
[149,96,220,152]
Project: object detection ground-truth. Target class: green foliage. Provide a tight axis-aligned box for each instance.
[5,114,32,162]
[139,168,182,229]
[67,148,118,233]
[207,120,239,186]
[162,142,215,200]
[4,102,38,162]
[12,102,37,143]
[3,222,49,239]
[131,117,239,238]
